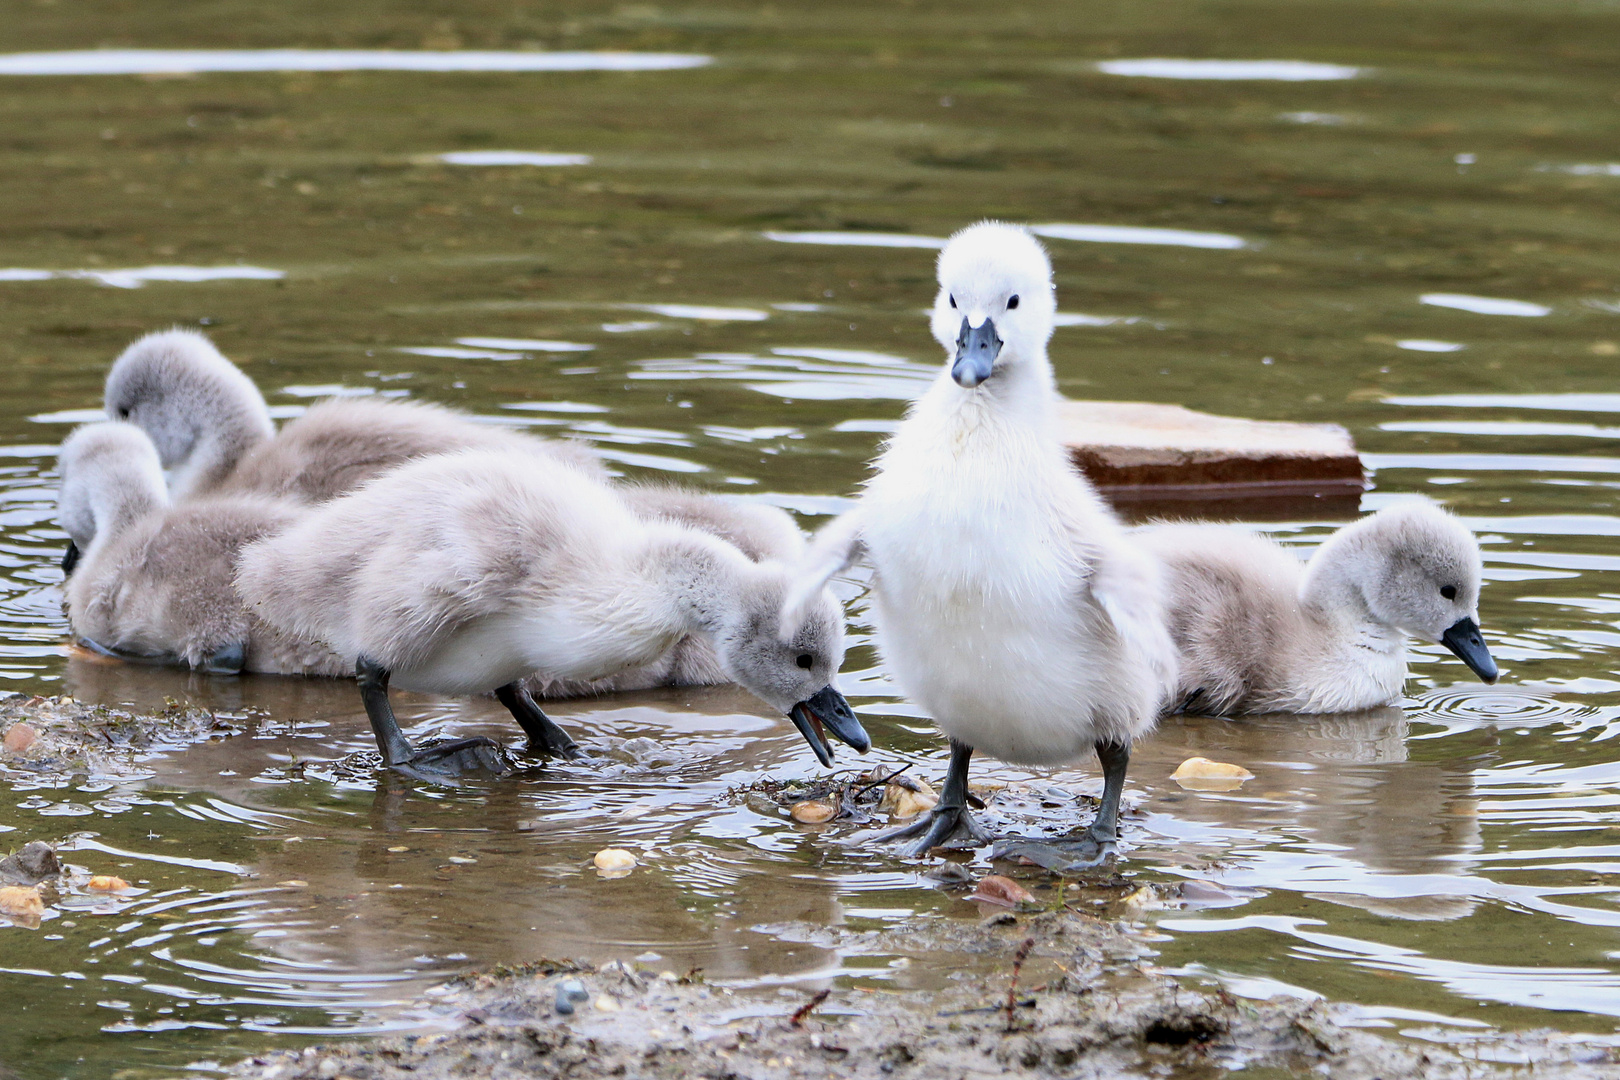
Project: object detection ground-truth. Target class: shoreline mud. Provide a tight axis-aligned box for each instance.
[226,913,1620,1080]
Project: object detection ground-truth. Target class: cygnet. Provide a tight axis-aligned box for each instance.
[57,422,347,676]
[236,450,869,779]
[1137,501,1497,716]
[103,328,601,504]
[786,222,1176,868]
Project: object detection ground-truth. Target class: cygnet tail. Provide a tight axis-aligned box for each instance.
[780,508,865,639]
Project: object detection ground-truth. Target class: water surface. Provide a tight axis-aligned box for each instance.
[3,0,1620,1075]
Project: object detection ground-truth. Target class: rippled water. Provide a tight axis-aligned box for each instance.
[3,0,1620,1075]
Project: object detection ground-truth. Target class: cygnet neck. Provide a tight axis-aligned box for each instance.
[1298,539,1403,648]
[646,525,755,637]
[86,464,168,547]
[170,410,271,499]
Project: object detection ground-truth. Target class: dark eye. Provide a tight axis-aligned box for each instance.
[1007,295,1019,310]
[796,653,814,670]
[1441,585,1457,600]
[948,295,956,309]
[116,408,129,419]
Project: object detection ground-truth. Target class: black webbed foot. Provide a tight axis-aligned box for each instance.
[357,656,517,782]
[390,736,516,782]
[991,830,1117,874]
[878,801,993,856]
[877,739,989,856]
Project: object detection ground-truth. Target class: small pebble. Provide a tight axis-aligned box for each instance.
[2,723,37,754]
[789,800,836,824]
[85,875,130,893]
[593,994,620,1012]
[446,856,476,865]
[593,848,637,872]
[554,978,589,1015]
[387,846,410,853]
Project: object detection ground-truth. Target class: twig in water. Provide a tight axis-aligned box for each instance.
[850,763,914,799]
[1004,937,1036,1033]
[790,988,831,1028]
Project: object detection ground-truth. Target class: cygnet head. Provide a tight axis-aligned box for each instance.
[57,421,168,574]
[930,221,1056,389]
[714,567,868,766]
[104,329,274,490]
[1307,501,1497,683]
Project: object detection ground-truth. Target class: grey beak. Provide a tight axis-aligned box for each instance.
[788,685,871,767]
[951,316,1001,388]
[1441,617,1498,684]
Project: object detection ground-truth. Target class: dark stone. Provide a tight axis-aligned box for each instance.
[0,841,59,886]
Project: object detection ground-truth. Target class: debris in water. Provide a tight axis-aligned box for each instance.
[0,884,44,920]
[971,875,1039,909]
[593,848,637,872]
[879,775,939,820]
[789,988,830,1027]
[0,841,60,886]
[790,800,836,823]
[85,875,130,893]
[1170,756,1254,790]
[2,722,37,753]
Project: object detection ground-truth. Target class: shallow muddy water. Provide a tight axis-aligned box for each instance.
[3,0,1620,1075]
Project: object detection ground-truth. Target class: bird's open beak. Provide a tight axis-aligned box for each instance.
[951,316,1001,388]
[61,540,80,577]
[788,685,871,767]
[1441,617,1498,683]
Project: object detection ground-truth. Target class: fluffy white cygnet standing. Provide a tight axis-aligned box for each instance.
[787,222,1176,866]
[57,422,348,676]
[103,328,601,504]
[1137,501,1497,716]
[236,450,870,780]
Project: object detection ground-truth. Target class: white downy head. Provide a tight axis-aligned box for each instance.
[712,563,867,766]
[1302,500,1497,682]
[57,421,168,551]
[929,222,1056,389]
[104,329,274,495]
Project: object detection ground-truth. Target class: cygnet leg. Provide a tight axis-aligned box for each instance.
[494,682,586,760]
[356,655,514,780]
[878,740,991,855]
[994,740,1129,872]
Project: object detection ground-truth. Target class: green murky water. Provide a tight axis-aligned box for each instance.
[3,0,1620,1075]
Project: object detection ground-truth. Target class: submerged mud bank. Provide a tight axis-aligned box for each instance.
[228,914,1620,1080]
[0,690,240,779]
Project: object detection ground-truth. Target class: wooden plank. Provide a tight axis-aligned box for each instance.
[1059,400,1366,514]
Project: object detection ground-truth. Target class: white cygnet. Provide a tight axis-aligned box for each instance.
[235,450,870,780]
[786,221,1176,868]
[56,422,347,676]
[1137,501,1497,716]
